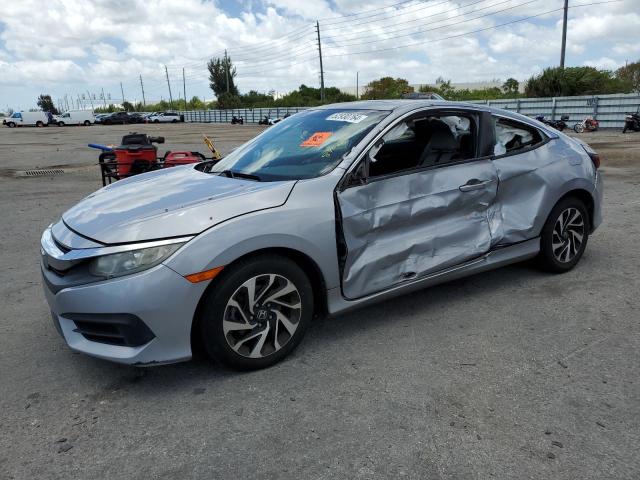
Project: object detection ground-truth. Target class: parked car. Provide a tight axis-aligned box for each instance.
[101,111,143,125]
[94,114,110,124]
[55,110,95,126]
[40,100,603,370]
[3,111,50,127]
[147,112,183,123]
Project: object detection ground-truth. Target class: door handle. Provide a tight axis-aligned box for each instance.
[459,179,492,192]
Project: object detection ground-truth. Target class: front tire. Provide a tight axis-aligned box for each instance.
[573,123,584,133]
[537,197,589,273]
[199,254,313,370]
[58,121,65,127]
[7,122,16,128]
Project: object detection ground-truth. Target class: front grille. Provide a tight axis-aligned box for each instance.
[63,313,155,347]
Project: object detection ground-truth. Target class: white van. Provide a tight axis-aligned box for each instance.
[2,111,50,127]
[55,110,95,126]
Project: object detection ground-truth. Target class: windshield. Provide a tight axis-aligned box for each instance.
[210,108,388,181]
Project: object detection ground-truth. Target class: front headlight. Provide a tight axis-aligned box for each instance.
[89,243,184,278]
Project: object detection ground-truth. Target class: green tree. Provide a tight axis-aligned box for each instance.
[216,92,242,109]
[361,77,413,99]
[121,101,134,111]
[207,56,239,97]
[187,96,206,109]
[36,94,59,114]
[616,61,640,92]
[502,78,519,95]
[525,66,629,97]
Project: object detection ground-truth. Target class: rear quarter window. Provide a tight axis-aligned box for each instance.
[493,117,545,156]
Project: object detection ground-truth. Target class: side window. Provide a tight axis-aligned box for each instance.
[493,117,544,156]
[368,113,476,178]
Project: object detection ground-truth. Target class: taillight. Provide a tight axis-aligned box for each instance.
[581,144,600,169]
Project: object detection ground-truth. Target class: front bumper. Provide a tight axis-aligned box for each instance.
[41,262,208,365]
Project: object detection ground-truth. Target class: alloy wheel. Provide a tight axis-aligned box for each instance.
[222,274,302,358]
[552,207,585,263]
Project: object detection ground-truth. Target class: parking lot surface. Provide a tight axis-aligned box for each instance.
[0,123,639,479]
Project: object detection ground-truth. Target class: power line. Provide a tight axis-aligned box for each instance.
[321,0,487,32]
[326,0,542,49]
[321,0,622,59]
[322,0,536,44]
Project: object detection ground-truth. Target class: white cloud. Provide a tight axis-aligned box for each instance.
[0,0,637,109]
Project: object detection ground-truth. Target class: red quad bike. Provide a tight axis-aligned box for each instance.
[89,133,214,186]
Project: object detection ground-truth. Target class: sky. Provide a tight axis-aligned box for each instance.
[0,0,638,111]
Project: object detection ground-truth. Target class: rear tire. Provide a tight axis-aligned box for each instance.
[536,197,589,273]
[199,254,313,370]
[36,121,43,127]
[84,120,91,126]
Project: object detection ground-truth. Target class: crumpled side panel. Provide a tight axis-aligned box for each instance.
[338,161,498,299]
[491,140,583,245]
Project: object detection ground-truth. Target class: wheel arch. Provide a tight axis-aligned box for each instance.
[554,188,595,231]
[189,246,328,356]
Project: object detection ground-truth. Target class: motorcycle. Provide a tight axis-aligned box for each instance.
[573,116,599,133]
[231,116,244,125]
[535,114,569,131]
[622,107,640,133]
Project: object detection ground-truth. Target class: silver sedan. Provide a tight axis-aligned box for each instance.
[40,100,603,370]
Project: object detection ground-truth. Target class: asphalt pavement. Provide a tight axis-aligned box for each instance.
[0,124,638,479]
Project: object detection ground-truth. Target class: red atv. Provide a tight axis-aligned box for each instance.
[89,133,211,186]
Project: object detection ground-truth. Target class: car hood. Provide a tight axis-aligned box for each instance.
[61,166,296,244]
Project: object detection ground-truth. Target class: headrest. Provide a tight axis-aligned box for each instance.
[427,121,458,150]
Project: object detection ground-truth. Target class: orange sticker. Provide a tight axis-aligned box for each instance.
[300,131,332,147]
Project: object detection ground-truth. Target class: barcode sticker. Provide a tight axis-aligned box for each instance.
[326,112,368,123]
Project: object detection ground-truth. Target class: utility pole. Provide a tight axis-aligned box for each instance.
[77,94,82,109]
[64,94,69,111]
[224,50,230,93]
[101,87,107,108]
[316,21,325,102]
[139,75,146,106]
[356,71,359,100]
[560,0,569,68]
[183,67,187,110]
[86,90,94,110]
[120,82,125,106]
[164,65,174,110]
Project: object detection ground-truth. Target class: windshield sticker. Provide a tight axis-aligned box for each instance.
[326,112,368,123]
[300,131,333,147]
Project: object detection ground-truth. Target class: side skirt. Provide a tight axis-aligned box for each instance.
[326,237,540,316]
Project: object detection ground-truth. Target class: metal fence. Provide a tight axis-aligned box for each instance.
[468,93,640,129]
[182,93,640,129]
[183,107,308,124]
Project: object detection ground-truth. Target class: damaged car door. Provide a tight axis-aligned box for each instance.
[336,109,499,299]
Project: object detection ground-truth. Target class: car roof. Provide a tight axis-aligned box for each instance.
[314,99,557,136]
